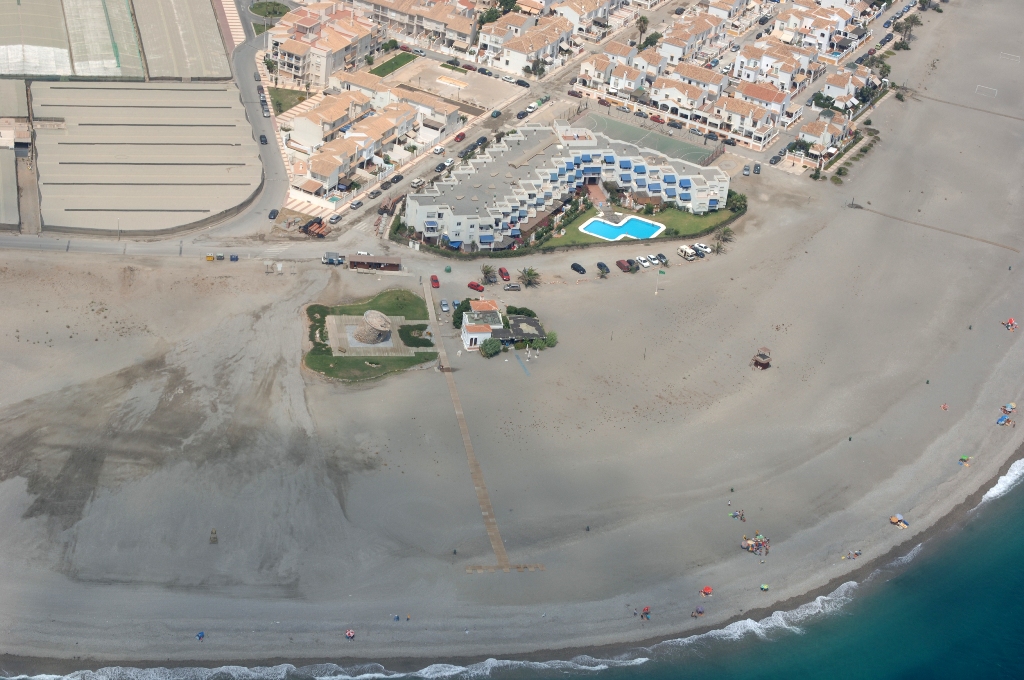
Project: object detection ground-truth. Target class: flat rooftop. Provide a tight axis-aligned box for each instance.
[0,0,73,75]
[0,149,18,227]
[133,0,230,80]
[32,82,263,235]
[0,80,29,118]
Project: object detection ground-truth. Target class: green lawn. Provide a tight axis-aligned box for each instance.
[370,53,417,77]
[305,352,437,381]
[308,289,429,321]
[254,22,269,36]
[269,87,306,114]
[556,205,734,246]
[250,1,288,17]
[398,324,435,347]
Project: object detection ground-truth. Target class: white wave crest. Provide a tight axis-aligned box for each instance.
[981,459,1024,503]
[886,543,923,569]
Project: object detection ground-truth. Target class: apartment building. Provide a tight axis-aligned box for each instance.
[289,91,373,149]
[648,77,707,116]
[656,13,727,65]
[731,40,819,92]
[495,15,574,75]
[632,47,668,77]
[551,0,620,38]
[351,0,476,50]
[668,62,730,98]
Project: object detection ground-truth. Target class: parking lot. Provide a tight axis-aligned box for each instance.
[575,111,712,164]
[384,58,523,112]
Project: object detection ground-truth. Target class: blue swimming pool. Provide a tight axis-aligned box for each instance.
[579,215,666,241]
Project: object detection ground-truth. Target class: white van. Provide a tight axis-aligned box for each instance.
[677,245,696,261]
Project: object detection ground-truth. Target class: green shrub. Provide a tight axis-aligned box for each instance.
[530,339,546,350]
[506,305,537,318]
[480,338,502,357]
[864,118,872,125]
[544,331,558,347]
[895,92,905,101]
[514,341,527,350]
[835,166,848,176]
[830,175,843,185]
[502,345,509,352]
[452,298,475,328]
[398,324,434,347]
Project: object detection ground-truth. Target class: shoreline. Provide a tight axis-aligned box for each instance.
[4,442,1020,678]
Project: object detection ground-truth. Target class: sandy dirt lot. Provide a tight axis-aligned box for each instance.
[1,0,1024,666]
[388,58,522,111]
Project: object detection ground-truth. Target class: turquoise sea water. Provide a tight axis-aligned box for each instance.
[8,463,1023,680]
[580,216,665,241]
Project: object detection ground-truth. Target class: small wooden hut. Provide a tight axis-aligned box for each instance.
[751,347,771,370]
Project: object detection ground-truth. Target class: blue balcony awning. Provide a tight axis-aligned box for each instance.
[648,182,661,192]
[581,153,592,162]
[665,187,677,196]
[448,241,462,249]
[664,174,676,184]
[425,220,438,227]
[680,178,692,188]
[478,234,494,243]
[604,154,615,163]
[510,228,521,236]
[583,166,601,175]
[635,178,647,188]
[544,191,552,198]
[619,159,632,169]
[558,167,566,175]
[565,161,574,170]
[709,199,719,206]
[575,169,583,178]
[536,196,545,205]
[680,192,691,200]
[573,155,581,165]
[634,165,646,174]
[519,209,527,216]
[619,174,632,182]
[550,173,558,181]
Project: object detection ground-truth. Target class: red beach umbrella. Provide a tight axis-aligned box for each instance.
[345,629,355,640]
[702,586,713,595]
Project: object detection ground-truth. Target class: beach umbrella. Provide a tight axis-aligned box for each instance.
[696,606,704,614]
[702,586,713,595]
[895,514,904,521]
[345,629,355,640]
[760,584,769,591]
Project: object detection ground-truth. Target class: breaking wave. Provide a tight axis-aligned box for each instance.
[981,459,1024,503]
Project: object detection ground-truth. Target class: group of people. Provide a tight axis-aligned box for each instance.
[729,509,746,522]
[842,550,862,560]
[633,606,651,620]
[741,533,770,556]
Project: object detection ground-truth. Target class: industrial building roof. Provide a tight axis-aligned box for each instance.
[133,0,231,80]
[0,0,73,75]
[0,149,19,227]
[0,80,29,118]
[32,81,262,235]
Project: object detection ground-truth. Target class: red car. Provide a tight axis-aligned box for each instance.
[463,64,477,71]
[430,274,440,288]
[499,267,510,281]
[567,90,583,98]
[454,132,466,142]
[468,281,485,292]
[867,48,876,55]
[649,114,665,124]
[615,259,630,272]
[400,45,411,52]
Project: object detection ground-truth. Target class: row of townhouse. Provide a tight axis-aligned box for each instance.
[268,2,385,88]
[656,13,728,65]
[731,39,821,93]
[480,14,575,74]
[351,0,477,51]
[404,123,729,252]
[769,0,874,59]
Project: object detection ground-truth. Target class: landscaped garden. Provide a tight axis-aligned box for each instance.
[369,53,417,77]
[268,87,306,114]
[250,2,288,17]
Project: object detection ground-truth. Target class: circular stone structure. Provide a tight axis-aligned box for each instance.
[353,310,392,344]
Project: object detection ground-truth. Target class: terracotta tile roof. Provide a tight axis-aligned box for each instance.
[604,40,634,57]
[671,63,724,85]
[736,81,788,105]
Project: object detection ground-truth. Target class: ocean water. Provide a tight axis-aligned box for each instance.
[8,461,1024,680]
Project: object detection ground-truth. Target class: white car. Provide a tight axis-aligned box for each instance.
[432,145,444,154]
[502,75,515,83]
[648,253,660,265]
[526,102,538,112]
[440,299,450,313]
[694,243,712,255]
[636,255,651,268]
[443,158,455,168]
[410,178,425,189]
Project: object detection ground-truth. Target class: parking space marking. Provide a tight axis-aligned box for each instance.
[999,52,1021,62]
[976,85,998,97]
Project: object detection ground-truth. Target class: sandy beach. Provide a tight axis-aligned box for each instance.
[2,0,1024,671]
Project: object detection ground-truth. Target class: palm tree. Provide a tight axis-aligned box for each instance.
[903,14,922,40]
[636,15,649,44]
[712,241,725,255]
[480,264,497,284]
[715,226,734,243]
[518,267,541,287]
[597,266,608,279]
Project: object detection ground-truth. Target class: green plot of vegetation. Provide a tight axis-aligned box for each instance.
[305,352,437,381]
[310,289,428,320]
[269,87,306,114]
[250,2,288,17]
[556,205,736,246]
[370,53,417,77]
[398,324,434,347]
[254,23,269,36]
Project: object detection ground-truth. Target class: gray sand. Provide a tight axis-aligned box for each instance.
[1,0,1024,664]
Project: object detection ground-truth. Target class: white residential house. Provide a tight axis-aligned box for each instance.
[668,63,730,99]
[551,0,618,37]
[733,81,791,121]
[649,77,707,117]
[603,40,636,65]
[632,47,667,77]
[709,96,774,139]
[821,68,867,109]
[578,54,614,89]
[607,64,646,96]
[288,91,373,149]
[707,0,745,20]
[497,16,573,75]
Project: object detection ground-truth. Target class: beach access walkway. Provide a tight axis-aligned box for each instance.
[422,281,544,574]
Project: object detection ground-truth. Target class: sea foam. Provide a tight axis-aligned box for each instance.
[981,458,1024,503]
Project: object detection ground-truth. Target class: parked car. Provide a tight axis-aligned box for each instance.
[410,178,425,189]
[254,71,260,81]
[634,111,648,118]
[753,163,761,174]
[435,162,446,172]
[478,68,492,76]
[650,114,665,123]
[458,148,472,158]
[678,245,696,260]
[743,165,750,176]
[694,243,712,255]
[502,75,516,83]
[400,45,411,51]
[491,110,502,117]
[710,58,719,67]
[454,132,466,142]
[616,105,630,112]
[597,262,610,274]
[468,281,485,292]
[626,259,637,269]
[867,48,876,55]
[329,214,342,224]
[349,200,363,210]
[256,85,264,94]
[368,189,382,199]
[516,79,530,87]
[433,145,445,154]
[517,110,529,119]
[499,267,510,281]
[568,90,583,98]
[440,299,450,313]
[391,173,404,183]
[731,43,740,51]
[259,134,268,144]
[526,102,538,113]
[769,155,781,165]
[503,282,521,291]
[636,255,650,268]
[412,48,426,56]
[268,209,279,220]
[262,108,270,118]
[446,58,459,66]
[884,19,892,27]
[615,259,631,272]
[476,136,487,146]
[598,98,611,107]
[382,181,394,190]
[570,263,586,274]
[674,6,684,14]
[647,253,660,266]
[656,253,668,265]
[667,120,683,129]
[430,275,440,288]
[690,127,703,135]
[755,31,763,39]
[723,137,736,146]
[464,64,477,71]
[705,132,719,141]
[443,158,455,168]
[855,55,866,64]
